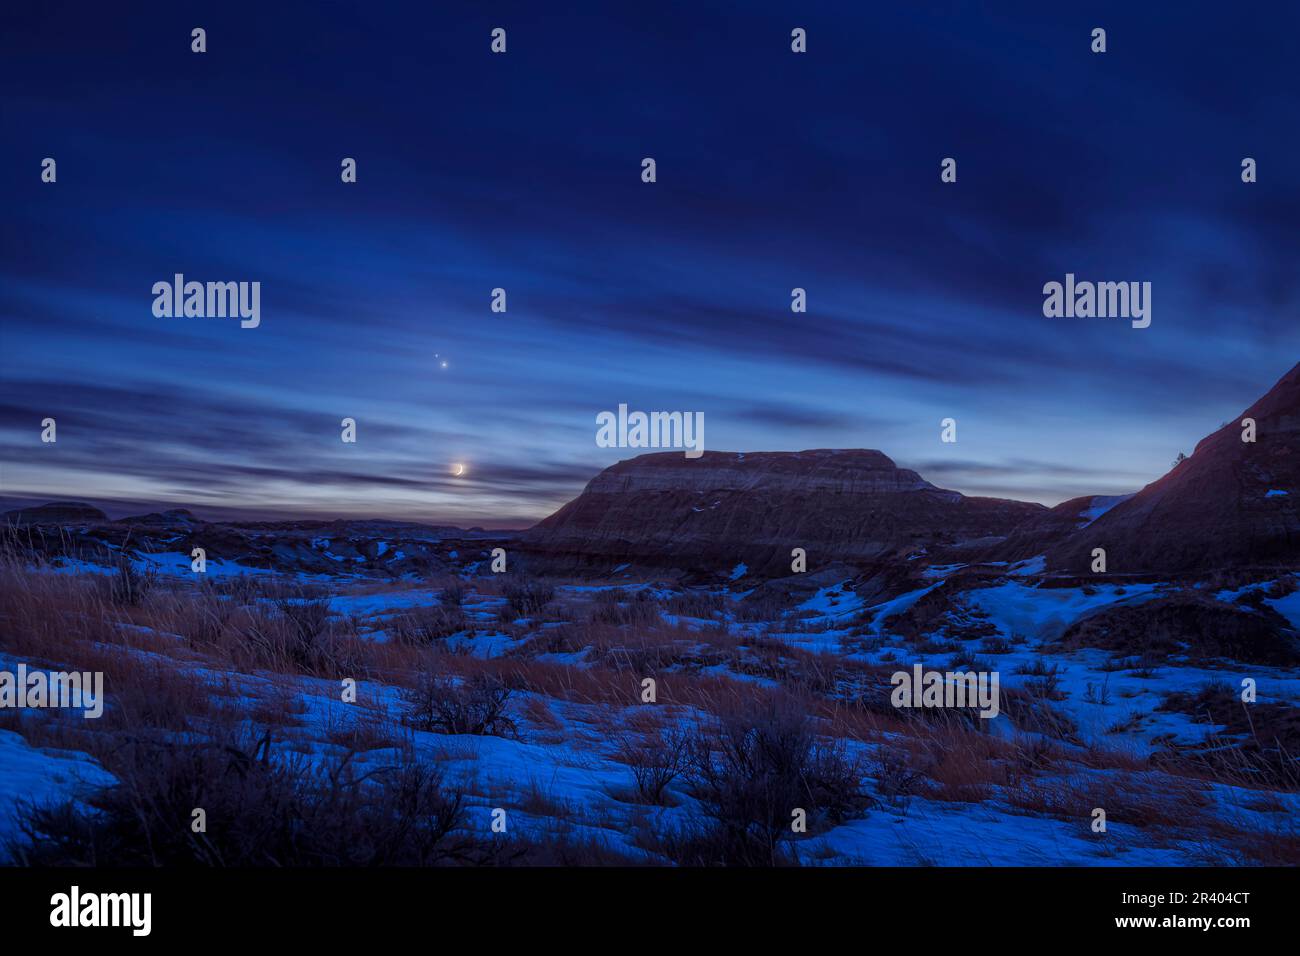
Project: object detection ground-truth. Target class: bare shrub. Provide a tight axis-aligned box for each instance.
[590,588,661,627]
[946,648,990,671]
[1163,679,1235,717]
[873,747,923,812]
[275,597,331,663]
[233,597,365,675]
[402,674,516,736]
[237,597,331,670]
[5,729,481,866]
[504,581,555,616]
[1082,678,1112,705]
[324,708,406,753]
[1016,661,1065,700]
[1000,690,1080,743]
[620,729,689,804]
[1105,710,1144,734]
[1129,654,1161,679]
[1016,734,1057,769]
[107,558,155,607]
[439,583,466,608]
[666,698,868,865]
[1014,657,1058,677]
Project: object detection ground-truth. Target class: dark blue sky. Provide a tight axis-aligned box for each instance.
[3,1,1297,525]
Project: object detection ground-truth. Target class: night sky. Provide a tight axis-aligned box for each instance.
[2,1,1297,526]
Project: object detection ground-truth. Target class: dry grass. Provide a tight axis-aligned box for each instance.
[1005,770,1213,836]
[2,557,1296,866]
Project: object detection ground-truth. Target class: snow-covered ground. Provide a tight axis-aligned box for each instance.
[2,563,1296,866]
[0,730,116,847]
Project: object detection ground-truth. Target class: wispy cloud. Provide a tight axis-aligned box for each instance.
[3,1,1297,521]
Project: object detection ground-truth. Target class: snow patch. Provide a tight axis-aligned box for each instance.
[1076,494,1135,528]
[0,730,116,846]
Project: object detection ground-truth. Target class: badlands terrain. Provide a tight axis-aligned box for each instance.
[0,364,1297,866]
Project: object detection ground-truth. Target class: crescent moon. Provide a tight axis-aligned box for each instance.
[452,464,464,477]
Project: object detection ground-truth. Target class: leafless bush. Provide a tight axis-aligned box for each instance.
[402,674,516,736]
[107,558,155,607]
[5,729,480,866]
[1083,678,1112,705]
[1129,655,1161,679]
[873,748,922,812]
[1022,670,1064,701]
[236,597,364,674]
[947,648,990,671]
[260,597,331,668]
[590,588,661,627]
[1105,710,1144,734]
[1012,735,1058,775]
[504,581,555,616]
[665,698,868,865]
[1014,657,1059,677]
[621,729,690,804]
[1100,655,1138,672]
[276,595,331,637]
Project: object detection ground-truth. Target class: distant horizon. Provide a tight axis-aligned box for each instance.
[2,440,1160,530]
[4,359,1292,528]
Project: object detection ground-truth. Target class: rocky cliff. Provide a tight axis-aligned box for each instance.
[1047,362,1300,574]
[522,449,1045,574]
